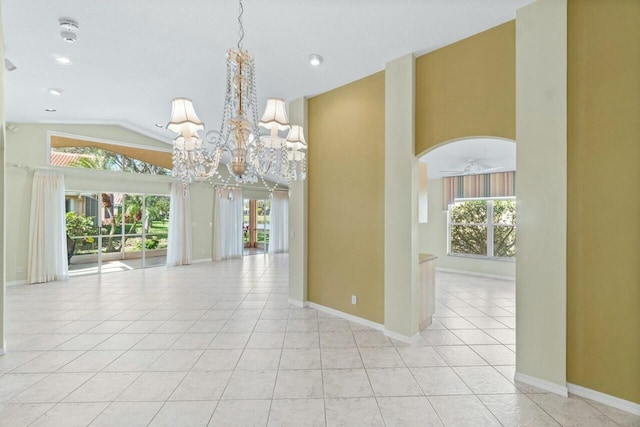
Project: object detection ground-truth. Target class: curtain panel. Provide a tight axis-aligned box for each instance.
[27,171,69,284]
[213,187,243,260]
[167,182,192,267]
[442,171,516,209]
[268,191,289,254]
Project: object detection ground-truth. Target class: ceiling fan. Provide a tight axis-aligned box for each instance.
[439,159,504,176]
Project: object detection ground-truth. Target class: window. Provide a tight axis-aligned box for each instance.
[448,198,516,260]
[51,146,171,175]
[48,133,173,176]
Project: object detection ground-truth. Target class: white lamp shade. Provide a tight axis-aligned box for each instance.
[285,125,307,150]
[167,98,204,134]
[259,98,290,131]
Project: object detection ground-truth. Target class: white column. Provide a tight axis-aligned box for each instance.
[515,0,567,395]
[384,54,420,340]
[288,97,308,306]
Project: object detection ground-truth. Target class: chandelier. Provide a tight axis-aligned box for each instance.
[167,0,307,192]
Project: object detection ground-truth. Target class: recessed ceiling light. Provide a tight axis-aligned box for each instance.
[54,56,72,65]
[45,108,57,112]
[155,123,164,128]
[309,54,323,67]
[48,88,63,96]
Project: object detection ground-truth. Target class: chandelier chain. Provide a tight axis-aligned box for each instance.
[237,0,245,49]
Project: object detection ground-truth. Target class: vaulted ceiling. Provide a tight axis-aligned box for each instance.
[3,0,534,145]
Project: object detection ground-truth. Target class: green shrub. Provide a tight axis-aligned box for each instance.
[66,212,96,237]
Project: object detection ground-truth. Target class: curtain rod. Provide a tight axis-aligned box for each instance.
[213,184,288,192]
[11,164,290,191]
[10,163,175,182]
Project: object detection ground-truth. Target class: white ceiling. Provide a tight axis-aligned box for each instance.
[2,0,534,144]
[420,138,516,179]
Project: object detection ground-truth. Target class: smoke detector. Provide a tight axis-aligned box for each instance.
[59,18,79,32]
[59,18,79,43]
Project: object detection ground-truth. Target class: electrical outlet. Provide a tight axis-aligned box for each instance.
[351,295,357,305]
[16,266,23,273]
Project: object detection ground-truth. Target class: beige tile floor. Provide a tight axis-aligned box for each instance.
[1,255,638,426]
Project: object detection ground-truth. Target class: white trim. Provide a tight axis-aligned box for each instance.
[514,372,568,397]
[47,130,172,153]
[568,383,640,416]
[436,267,514,281]
[384,329,422,344]
[306,301,384,331]
[191,258,211,264]
[288,298,306,308]
[12,163,175,184]
[0,342,5,356]
[7,280,27,287]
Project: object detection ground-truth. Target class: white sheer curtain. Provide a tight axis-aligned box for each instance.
[269,191,289,254]
[167,182,192,267]
[28,171,68,284]
[213,187,243,260]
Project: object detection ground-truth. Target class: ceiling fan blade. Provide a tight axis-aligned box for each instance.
[478,166,505,173]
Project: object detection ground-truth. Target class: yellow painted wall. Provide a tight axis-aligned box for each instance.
[567,0,640,404]
[307,72,385,323]
[415,21,515,156]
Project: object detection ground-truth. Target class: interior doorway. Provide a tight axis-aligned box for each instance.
[243,198,271,256]
[65,192,171,276]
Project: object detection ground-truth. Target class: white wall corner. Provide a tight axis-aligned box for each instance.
[567,383,640,416]
[515,0,568,388]
[515,372,568,397]
[384,53,420,338]
[287,97,308,304]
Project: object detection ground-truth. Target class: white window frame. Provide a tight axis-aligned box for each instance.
[447,197,516,262]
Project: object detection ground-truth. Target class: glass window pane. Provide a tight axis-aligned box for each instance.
[494,226,516,257]
[144,195,170,268]
[243,200,250,246]
[493,200,516,225]
[450,225,487,255]
[450,200,487,224]
[50,146,171,175]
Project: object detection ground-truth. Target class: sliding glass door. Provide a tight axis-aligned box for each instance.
[242,198,271,256]
[65,192,170,276]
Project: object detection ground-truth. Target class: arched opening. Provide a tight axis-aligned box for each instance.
[418,137,516,269]
[416,136,518,367]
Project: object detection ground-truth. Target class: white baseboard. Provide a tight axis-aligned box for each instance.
[288,298,306,308]
[514,372,568,397]
[191,258,211,264]
[6,280,27,287]
[568,383,640,416]
[436,267,514,281]
[306,301,384,332]
[0,341,6,355]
